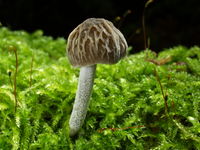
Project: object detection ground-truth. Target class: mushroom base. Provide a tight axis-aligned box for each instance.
[69,65,96,136]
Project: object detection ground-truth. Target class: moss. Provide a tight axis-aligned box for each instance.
[0,27,200,149]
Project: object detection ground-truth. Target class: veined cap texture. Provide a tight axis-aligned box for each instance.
[67,18,128,67]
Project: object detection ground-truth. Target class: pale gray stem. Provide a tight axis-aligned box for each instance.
[69,65,96,136]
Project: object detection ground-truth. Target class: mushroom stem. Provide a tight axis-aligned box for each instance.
[69,65,96,136]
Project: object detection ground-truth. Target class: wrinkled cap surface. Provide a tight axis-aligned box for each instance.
[67,18,128,67]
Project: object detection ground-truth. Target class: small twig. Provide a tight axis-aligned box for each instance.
[154,68,169,115]
[29,54,34,88]
[8,46,18,112]
[14,48,18,112]
[147,56,172,65]
[142,0,155,58]
[98,125,145,133]
[142,7,147,50]
[116,9,132,29]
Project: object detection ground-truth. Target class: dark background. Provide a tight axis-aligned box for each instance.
[0,0,200,52]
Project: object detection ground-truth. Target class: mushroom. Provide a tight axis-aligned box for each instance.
[66,18,128,136]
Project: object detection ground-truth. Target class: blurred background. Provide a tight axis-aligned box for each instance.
[0,0,199,53]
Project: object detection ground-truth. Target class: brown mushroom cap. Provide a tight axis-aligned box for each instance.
[67,18,128,67]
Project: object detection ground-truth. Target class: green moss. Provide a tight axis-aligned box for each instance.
[0,27,200,149]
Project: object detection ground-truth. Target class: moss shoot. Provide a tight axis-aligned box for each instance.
[0,27,200,149]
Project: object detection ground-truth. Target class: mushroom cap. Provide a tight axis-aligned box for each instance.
[67,18,128,67]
